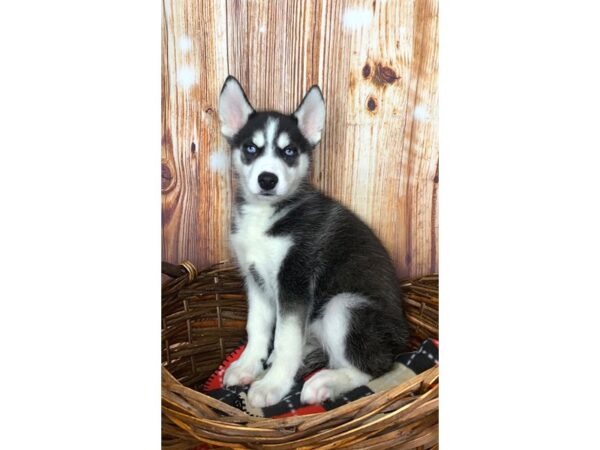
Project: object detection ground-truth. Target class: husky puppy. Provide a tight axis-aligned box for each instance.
[218,76,410,407]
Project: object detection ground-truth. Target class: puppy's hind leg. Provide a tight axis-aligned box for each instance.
[301,293,372,404]
[300,366,370,404]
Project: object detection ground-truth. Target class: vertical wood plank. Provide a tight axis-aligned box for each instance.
[226,0,323,112]
[405,0,439,277]
[162,0,231,270]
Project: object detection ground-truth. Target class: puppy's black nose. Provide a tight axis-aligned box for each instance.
[258,172,278,191]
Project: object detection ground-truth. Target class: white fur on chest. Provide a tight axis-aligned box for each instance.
[231,203,293,297]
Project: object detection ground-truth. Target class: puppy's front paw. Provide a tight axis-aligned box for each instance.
[223,358,264,387]
[247,376,292,407]
[300,370,337,404]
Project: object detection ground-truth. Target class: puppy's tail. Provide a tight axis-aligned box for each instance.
[295,347,329,381]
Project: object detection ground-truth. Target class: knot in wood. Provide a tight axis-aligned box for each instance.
[362,64,371,78]
[162,162,174,192]
[367,96,378,112]
[372,63,400,86]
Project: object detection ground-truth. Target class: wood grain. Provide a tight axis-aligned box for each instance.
[162,0,439,279]
[162,0,231,270]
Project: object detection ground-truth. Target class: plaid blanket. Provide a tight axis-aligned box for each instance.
[201,339,438,418]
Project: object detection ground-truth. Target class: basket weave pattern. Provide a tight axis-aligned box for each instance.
[162,262,439,450]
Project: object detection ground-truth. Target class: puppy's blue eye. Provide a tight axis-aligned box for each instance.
[243,144,257,154]
[284,147,297,157]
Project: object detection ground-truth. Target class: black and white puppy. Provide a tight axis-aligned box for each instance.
[219,76,409,407]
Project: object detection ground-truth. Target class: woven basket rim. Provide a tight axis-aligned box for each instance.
[162,260,439,449]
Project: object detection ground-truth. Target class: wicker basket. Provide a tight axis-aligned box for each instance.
[162,261,439,450]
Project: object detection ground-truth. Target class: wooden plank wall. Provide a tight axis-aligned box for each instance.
[162,0,438,279]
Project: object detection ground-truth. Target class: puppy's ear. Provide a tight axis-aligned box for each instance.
[219,76,254,139]
[293,86,325,146]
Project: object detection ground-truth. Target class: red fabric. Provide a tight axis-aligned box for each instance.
[201,344,246,391]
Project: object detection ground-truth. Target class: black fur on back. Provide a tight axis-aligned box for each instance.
[266,182,410,378]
